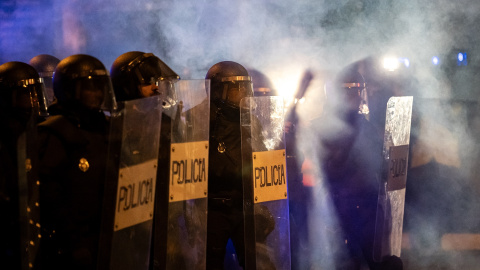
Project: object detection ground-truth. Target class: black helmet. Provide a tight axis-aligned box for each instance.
[29,54,60,78]
[0,61,48,119]
[110,51,180,102]
[205,61,253,107]
[53,54,116,112]
[247,68,277,96]
[29,54,60,105]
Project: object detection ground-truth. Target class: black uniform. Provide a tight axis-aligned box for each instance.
[36,105,109,269]
[0,115,31,269]
[205,61,253,270]
[207,100,245,269]
[35,54,114,269]
[0,61,47,269]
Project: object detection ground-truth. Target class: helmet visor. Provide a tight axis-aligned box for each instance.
[74,75,117,112]
[220,76,253,107]
[41,75,55,106]
[158,80,178,110]
[343,82,369,115]
[128,53,180,85]
[223,82,254,107]
[16,77,48,117]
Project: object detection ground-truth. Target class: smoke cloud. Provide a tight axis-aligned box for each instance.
[1,0,480,268]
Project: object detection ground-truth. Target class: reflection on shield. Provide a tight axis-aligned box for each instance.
[373,96,413,261]
[98,95,162,270]
[241,96,291,270]
[152,80,209,270]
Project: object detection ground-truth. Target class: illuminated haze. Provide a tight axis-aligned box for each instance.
[2,0,480,101]
[1,0,480,268]
[2,1,480,88]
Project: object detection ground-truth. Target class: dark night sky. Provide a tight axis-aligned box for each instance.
[1,0,479,79]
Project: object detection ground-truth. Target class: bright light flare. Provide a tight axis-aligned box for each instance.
[284,96,295,109]
[270,69,303,110]
[432,56,440,65]
[382,57,400,71]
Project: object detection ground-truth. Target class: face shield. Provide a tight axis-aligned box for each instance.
[124,53,180,100]
[157,79,178,112]
[16,77,49,117]
[135,76,161,99]
[38,71,55,106]
[343,82,369,115]
[220,76,253,108]
[71,69,117,112]
[254,87,275,96]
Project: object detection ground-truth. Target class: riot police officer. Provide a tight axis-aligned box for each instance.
[36,54,115,269]
[108,51,180,270]
[0,61,47,269]
[313,64,403,270]
[29,54,61,106]
[109,50,179,167]
[205,61,253,270]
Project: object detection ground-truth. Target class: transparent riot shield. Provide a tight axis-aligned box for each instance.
[240,96,291,270]
[153,80,209,270]
[373,96,413,261]
[98,95,162,270]
[16,118,41,269]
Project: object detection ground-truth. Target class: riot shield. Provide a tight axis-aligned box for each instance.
[152,80,209,270]
[240,96,291,270]
[373,96,413,261]
[98,95,162,270]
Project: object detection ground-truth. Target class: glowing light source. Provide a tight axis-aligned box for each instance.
[383,57,400,71]
[432,56,440,65]
[457,52,467,66]
[284,96,295,108]
[271,69,303,111]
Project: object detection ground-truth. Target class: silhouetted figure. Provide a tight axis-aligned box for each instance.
[205,61,254,270]
[36,54,115,269]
